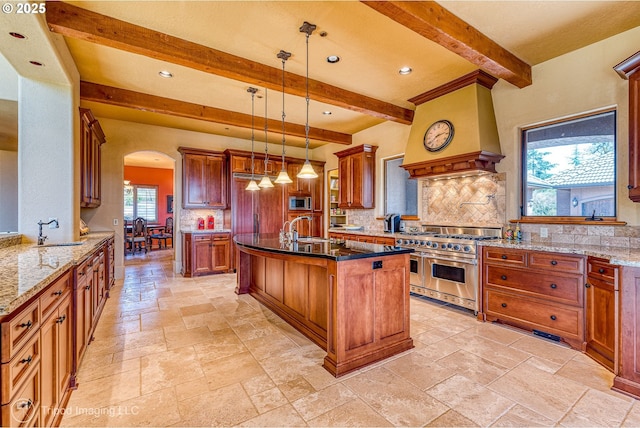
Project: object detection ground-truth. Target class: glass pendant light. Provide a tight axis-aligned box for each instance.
[274,50,293,184]
[245,87,260,191]
[258,88,274,188]
[297,21,318,179]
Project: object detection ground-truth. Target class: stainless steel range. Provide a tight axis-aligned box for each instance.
[398,226,502,313]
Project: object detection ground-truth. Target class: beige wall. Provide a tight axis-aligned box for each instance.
[492,25,640,226]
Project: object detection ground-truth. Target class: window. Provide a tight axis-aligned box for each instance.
[384,156,418,216]
[522,109,616,219]
[124,184,158,222]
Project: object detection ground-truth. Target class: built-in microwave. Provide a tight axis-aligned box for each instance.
[289,196,312,210]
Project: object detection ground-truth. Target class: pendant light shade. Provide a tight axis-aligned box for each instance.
[259,88,273,188]
[274,49,293,184]
[298,21,317,180]
[245,87,260,192]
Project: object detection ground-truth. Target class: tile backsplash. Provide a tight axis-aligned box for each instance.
[179,209,225,231]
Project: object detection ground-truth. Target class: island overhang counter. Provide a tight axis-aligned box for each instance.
[234,234,414,377]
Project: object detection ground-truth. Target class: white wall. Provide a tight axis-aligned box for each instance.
[0,150,18,231]
[492,26,640,226]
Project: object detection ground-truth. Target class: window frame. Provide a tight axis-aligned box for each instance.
[383,154,419,219]
[519,108,619,224]
[124,184,159,223]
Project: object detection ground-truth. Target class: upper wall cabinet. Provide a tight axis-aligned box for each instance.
[178,147,228,209]
[79,109,106,208]
[614,51,640,202]
[334,144,377,209]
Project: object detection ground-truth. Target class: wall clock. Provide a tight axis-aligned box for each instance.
[423,120,454,152]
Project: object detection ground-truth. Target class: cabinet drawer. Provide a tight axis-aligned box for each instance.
[40,272,72,321]
[0,365,39,427]
[483,247,527,265]
[194,234,212,242]
[485,265,583,306]
[485,289,583,338]
[587,258,618,284]
[212,233,230,241]
[1,299,40,363]
[529,252,584,274]
[1,333,40,405]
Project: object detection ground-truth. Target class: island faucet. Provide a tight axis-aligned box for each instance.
[37,219,59,246]
[288,215,311,242]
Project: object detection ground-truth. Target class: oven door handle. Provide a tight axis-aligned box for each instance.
[425,255,477,266]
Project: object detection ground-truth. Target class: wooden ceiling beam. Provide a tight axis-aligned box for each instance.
[361,1,532,88]
[80,81,352,145]
[47,1,414,125]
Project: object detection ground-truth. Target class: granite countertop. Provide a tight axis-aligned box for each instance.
[0,232,115,317]
[234,233,413,261]
[181,229,232,234]
[327,228,398,239]
[480,240,640,268]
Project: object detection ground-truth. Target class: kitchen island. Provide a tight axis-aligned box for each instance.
[234,234,414,377]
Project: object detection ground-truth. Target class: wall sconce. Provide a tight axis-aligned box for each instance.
[572,197,579,207]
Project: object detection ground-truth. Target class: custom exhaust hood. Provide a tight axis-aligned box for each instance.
[402,70,504,179]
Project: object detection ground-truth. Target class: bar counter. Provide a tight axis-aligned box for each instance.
[234,234,414,377]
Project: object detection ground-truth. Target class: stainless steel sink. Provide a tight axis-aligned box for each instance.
[38,242,84,247]
[296,237,330,243]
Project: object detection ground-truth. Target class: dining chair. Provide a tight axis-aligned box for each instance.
[151,217,173,249]
[129,217,148,253]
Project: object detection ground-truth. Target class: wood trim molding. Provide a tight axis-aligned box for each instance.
[401,151,504,179]
[512,218,627,226]
[333,144,378,158]
[361,1,531,88]
[47,1,413,125]
[409,70,499,105]
[614,51,640,80]
[80,81,351,146]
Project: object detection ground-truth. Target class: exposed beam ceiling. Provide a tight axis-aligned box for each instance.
[361,1,532,88]
[46,1,414,125]
[80,81,352,145]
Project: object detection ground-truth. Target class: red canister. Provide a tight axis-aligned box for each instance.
[207,215,215,229]
[197,217,205,230]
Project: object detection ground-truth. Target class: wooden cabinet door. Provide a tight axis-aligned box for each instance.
[56,296,72,407]
[287,162,312,195]
[90,132,102,207]
[183,153,208,207]
[80,120,92,206]
[39,312,57,428]
[212,239,230,272]
[193,235,214,275]
[312,164,323,212]
[206,155,227,208]
[585,276,616,371]
[337,156,351,208]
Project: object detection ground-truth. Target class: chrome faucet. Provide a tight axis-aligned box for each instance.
[288,215,311,242]
[37,219,59,246]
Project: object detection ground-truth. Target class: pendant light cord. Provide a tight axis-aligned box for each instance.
[248,87,257,178]
[281,57,287,163]
[304,30,310,161]
[263,88,269,169]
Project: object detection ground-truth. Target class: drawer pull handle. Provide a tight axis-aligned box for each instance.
[56,314,66,324]
[85,285,91,290]
[501,303,507,308]
[53,290,63,296]
[17,399,33,410]
[585,283,591,288]
[20,355,33,365]
[501,255,507,259]
[550,315,557,321]
[550,260,558,266]
[598,268,605,274]
[19,320,32,329]
[550,283,557,289]
[501,275,507,280]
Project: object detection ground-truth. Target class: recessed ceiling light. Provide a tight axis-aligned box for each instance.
[29,61,43,67]
[158,70,173,78]
[9,32,26,39]
[326,55,340,64]
[322,111,332,115]
[398,66,412,75]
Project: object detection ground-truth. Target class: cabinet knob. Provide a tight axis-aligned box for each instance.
[550,283,557,289]
[598,268,605,274]
[501,275,507,280]
[56,314,66,324]
[53,290,63,296]
[550,315,557,321]
[85,285,91,290]
[628,184,634,190]
[501,255,507,259]
[20,355,33,365]
[501,303,507,308]
[550,260,558,265]
[585,283,591,288]
[17,399,33,410]
[19,320,32,329]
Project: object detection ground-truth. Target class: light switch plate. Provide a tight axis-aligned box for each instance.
[113,218,119,226]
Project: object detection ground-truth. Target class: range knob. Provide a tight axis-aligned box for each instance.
[403,239,411,245]
[420,240,427,246]
[440,243,448,249]
[447,243,453,249]
[453,244,461,251]
[463,246,472,252]
[396,239,403,245]
[425,241,432,247]
[409,239,415,245]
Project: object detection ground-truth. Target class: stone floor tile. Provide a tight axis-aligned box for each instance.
[202,351,267,391]
[292,383,357,421]
[140,346,205,394]
[250,386,289,413]
[490,404,555,427]
[163,325,214,349]
[622,400,640,427]
[434,349,510,385]
[509,335,576,366]
[559,388,634,427]
[278,376,317,402]
[308,397,394,427]
[237,403,308,427]
[176,383,258,426]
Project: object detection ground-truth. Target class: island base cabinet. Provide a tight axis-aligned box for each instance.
[613,266,640,400]
[324,255,413,377]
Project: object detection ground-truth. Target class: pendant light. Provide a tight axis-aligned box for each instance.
[274,50,293,184]
[245,87,260,191]
[297,21,318,179]
[258,88,274,188]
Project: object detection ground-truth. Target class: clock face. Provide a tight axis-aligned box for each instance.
[423,120,454,152]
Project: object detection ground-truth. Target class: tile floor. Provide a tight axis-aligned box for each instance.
[60,250,640,427]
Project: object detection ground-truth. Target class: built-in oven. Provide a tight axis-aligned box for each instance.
[289,196,312,210]
[422,255,478,312]
[409,253,423,288]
